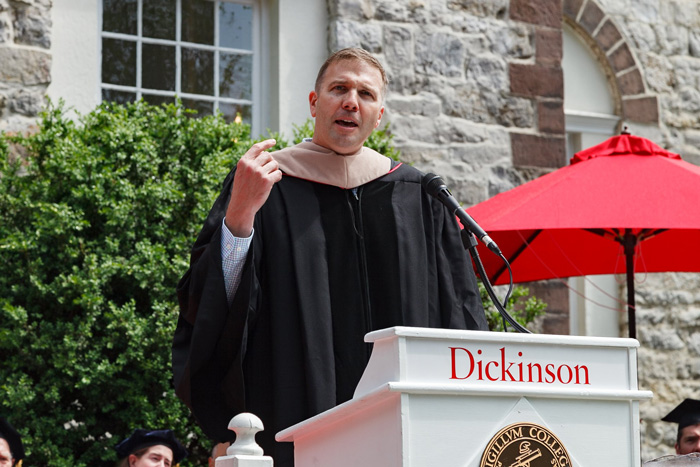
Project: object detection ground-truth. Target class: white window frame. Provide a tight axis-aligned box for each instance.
[99,0,262,133]
[563,23,622,338]
[49,0,329,138]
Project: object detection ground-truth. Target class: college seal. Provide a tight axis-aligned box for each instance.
[480,422,572,467]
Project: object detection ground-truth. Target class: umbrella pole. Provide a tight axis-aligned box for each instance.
[624,230,637,339]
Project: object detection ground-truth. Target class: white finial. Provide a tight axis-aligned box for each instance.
[226,413,265,457]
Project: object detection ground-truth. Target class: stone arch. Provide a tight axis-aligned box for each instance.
[563,0,659,125]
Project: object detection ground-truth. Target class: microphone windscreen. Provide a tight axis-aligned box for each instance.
[421,173,446,197]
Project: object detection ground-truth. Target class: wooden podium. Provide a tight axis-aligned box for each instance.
[276,327,653,466]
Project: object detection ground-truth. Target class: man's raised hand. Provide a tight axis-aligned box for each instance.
[224,139,282,237]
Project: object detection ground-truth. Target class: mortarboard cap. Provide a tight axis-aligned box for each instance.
[662,399,700,430]
[115,429,188,464]
[0,416,25,466]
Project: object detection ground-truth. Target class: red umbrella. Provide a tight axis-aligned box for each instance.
[467,132,700,338]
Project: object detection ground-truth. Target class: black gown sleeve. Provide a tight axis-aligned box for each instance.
[433,193,488,331]
[171,168,254,442]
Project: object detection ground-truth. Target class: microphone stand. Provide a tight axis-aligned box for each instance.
[461,228,531,333]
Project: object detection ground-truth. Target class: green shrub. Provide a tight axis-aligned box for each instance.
[0,102,545,465]
[482,284,547,332]
[0,100,259,466]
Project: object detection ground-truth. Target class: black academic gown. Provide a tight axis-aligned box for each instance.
[172,161,487,466]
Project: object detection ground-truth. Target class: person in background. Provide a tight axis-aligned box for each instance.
[173,47,487,466]
[0,417,24,467]
[662,398,700,455]
[115,429,187,467]
[208,441,230,467]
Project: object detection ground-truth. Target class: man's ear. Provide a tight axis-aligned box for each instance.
[309,91,318,117]
[374,106,385,129]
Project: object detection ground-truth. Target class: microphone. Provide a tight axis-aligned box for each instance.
[422,173,501,255]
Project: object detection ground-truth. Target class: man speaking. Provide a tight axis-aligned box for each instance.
[172,47,488,466]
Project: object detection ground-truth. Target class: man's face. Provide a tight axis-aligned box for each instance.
[309,59,385,155]
[677,423,700,454]
[130,445,173,467]
[0,438,13,467]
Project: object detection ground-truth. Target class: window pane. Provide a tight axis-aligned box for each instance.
[143,94,175,107]
[219,53,251,100]
[182,0,214,45]
[181,98,213,117]
[220,3,252,50]
[102,89,136,105]
[219,102,251,125]
[101,0,257,128]
[142,43,176,91]
[102,0,136,34]
[182,48,214,95]
[143,0,176,40]
[102,38,136,86]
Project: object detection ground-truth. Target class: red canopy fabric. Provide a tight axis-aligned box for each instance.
[470,152,700,235]
[571,133,681,164]
[466,134,700,337]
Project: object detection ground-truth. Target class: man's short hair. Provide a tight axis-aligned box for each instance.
[314,47,388,98]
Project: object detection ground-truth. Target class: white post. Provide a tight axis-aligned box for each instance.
[215,413,273,467]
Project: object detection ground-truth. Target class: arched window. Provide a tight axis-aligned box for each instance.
[563,23,621,337]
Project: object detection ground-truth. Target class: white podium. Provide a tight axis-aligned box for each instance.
[276,327,653,466]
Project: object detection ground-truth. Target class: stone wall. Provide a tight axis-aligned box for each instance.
[636,273,700,460]
[0,0,52,132]
[597,0,700,166]
[328,0,558,210]
[327,0,700,461]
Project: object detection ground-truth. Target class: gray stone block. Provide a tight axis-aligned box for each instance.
[332,20,383,52]
[13,3,51,48]
[415,31,465,77]
[0,47,51,85]
[8,87,45,116]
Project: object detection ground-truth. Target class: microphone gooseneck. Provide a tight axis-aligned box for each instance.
[422,172,530,334]
[421,173,501,255]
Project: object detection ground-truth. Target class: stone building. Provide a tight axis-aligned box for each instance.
[2,0,699,460]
